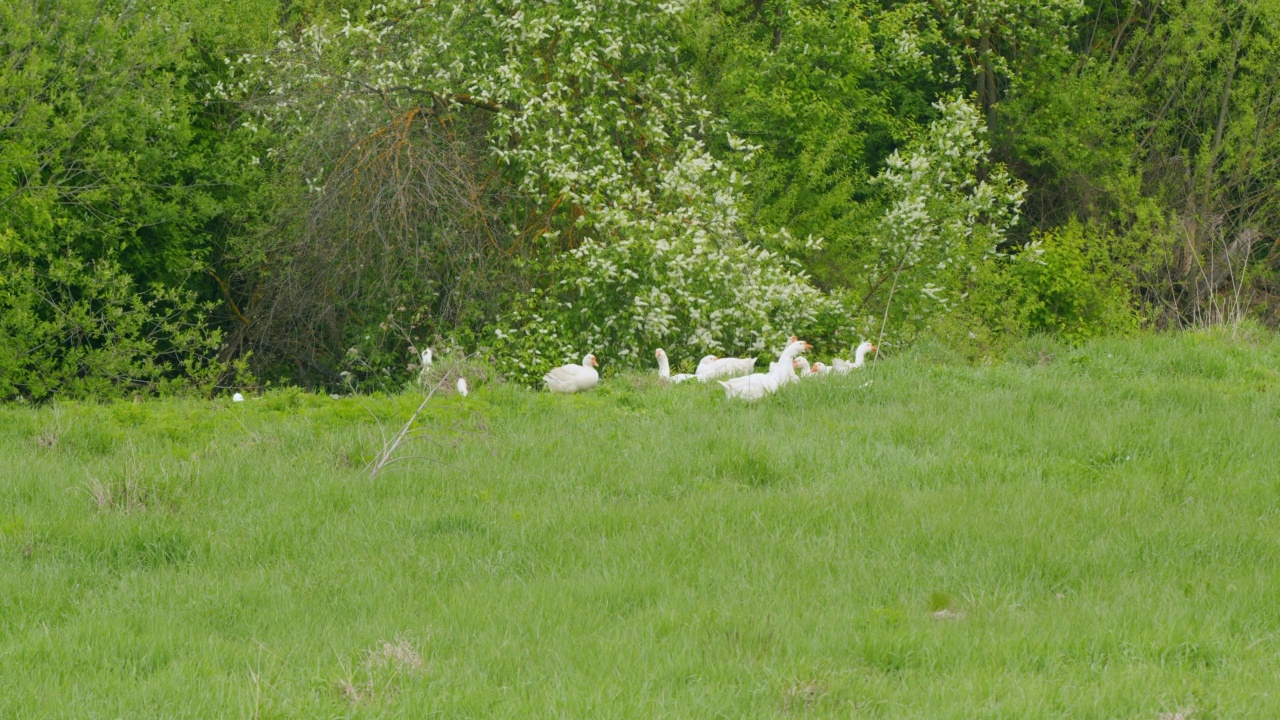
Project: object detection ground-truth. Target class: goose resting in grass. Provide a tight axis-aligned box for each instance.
[811,362,832,376]
[655,349,697,383]
[794,357,815,378]
[719,339,810,401]
[694,355,719,377]
[833,341,877,374]
[698,355,756,381]
[544,354,599,393]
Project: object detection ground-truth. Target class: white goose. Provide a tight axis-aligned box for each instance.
[544,354,600,393]
[416,348,434,385]
[833,341,877,374]
[694,354,720,377]
[456,377,469,397]
[794,357,815,378]
[811,362,832,376]
[719,339,810,401]
[655,349,697,383]
[698,355,756,381]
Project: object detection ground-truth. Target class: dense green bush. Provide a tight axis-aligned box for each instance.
[1016,221,1141,341]
[0,257,224,401]
[0,0,273,399]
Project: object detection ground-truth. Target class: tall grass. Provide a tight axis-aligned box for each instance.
[3,330,1280,717]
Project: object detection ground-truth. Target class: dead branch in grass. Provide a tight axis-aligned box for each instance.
[365,354,486,478]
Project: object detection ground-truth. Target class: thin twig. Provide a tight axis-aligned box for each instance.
[873,263,904,372]
[365,354,475,478]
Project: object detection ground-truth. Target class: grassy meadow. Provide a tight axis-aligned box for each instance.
[4,331,1280,718]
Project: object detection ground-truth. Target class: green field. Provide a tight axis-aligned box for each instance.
[4,332,1280,718]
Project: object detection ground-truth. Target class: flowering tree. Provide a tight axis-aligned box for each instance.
[866,96,1028,336]
[221,0,840,384]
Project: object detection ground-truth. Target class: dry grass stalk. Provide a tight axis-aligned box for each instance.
[366,355,483,479]
[337,637,425,705]
[781,680,827,713]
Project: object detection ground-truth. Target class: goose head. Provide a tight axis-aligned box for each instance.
[582,353,599,368]
[654,349,670,377]
[794,357,813,376]
[784,339,812,357]
[854,341,877,365]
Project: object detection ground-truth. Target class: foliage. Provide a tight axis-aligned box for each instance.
[682,0,936,290]
[222,0,849,386]
[0,256,225,402]
[0,0,274,399]
[1015,220,1141,341]
[865,96,1028,341]
[1000,0,1280,327]
[6,0,1280,401]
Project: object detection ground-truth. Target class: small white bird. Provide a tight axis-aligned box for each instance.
[232,392,245,402]
[655,349,696,383]
[544,354,600,393]
[833,341,877,374]
[456,377,469,397]
[812,362,832,376]
[794,356,815,377]
[417,348,434,385]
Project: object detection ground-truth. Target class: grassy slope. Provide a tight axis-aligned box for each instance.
[3,331,1280,718]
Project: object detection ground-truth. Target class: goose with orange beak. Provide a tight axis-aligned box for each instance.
[833,341,876,374]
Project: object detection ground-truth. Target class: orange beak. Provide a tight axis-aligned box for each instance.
[870,344,878,352]
[592,357,599,367]
[803,342,812,351]
[812,364,819,372]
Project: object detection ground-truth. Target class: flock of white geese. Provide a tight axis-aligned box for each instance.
[543,338,878,401]
[227,341,875,403]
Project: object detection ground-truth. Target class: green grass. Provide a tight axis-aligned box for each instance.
[4,330,1280,718]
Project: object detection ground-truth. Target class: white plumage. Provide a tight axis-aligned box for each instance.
[544,354,600,393]
[720,340,810,401]
[694,355,719,377]
[417,348,434,385]
[832,341,877,374]
[697,356,756,381]
[456,377,468,397]
[794,356,815,377]
[232,392,245,403]
[655,349,696,383]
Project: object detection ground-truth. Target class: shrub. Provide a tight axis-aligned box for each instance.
[1016,221,1140,341]
[0,256,225,402]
